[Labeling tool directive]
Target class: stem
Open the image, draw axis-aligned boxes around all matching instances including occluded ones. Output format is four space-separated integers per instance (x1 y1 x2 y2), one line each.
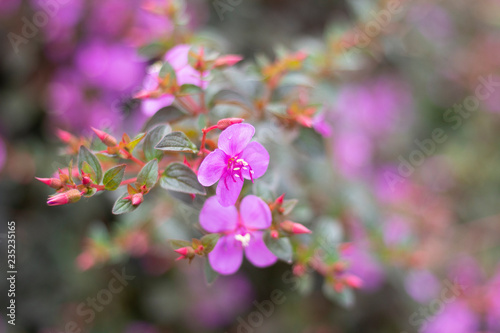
120 149 145 167
199 125 218 156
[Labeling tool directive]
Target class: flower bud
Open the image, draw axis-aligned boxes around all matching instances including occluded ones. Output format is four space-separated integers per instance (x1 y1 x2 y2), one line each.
174 247 195 261
270 230 279 239
131 193 144 206
217 118 244 130
280 220 312 234
36 177 63 189
91 127 117 147
47 189 82 206
56 129 75 143
82 176 91 185
213 55 243 68
343 274 363 289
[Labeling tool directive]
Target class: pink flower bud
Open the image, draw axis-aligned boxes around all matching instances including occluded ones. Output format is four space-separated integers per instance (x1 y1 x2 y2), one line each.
270 230 279 239
47 189 82 206
217 118 245 130
35 177 63 189
280 220 312 234
275 194 285 205
131 193 144 206
174 247 195 260
56 129 75 143
213 55 243 68
82 176 91 185
344 274 363 289
76 251 95 271
91 127 117 147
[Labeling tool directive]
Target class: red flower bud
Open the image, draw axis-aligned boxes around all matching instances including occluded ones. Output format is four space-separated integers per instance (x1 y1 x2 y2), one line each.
275 194 285 205
47 189 82 206
82 176 91 185
36 177 63 189
213 55 243 68
270 230 279 239
217 118 245 130
91 127 117 147
174 247 195 261
280 220 312 234
343 274 363 289
56 129 75 143
131 193 144 206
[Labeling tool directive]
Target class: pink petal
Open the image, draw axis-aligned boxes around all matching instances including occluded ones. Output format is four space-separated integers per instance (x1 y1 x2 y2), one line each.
245 231 277 268
176 66 208 88
218 123 255 156
141 95 175 116
216 172 244 207
199 196 238 233
240 142 269 180
164 44 190 70
240 195 272 229
209 235 244 275
197 149 228 186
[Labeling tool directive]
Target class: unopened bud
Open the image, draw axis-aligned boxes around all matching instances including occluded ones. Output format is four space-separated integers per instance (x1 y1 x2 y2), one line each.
270 230 279 239
280 220 312 234
82 176 91 185
91 127 117 147
56 129 75 143
343 274 363 289
213 54 243 68
47 189 82 206
36 177 63 189
217 118 244 130
131 193 144 206
174 247 195 260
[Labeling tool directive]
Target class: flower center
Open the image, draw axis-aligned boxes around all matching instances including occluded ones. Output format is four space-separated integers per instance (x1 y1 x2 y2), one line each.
225 157 255 188
235 233 251 247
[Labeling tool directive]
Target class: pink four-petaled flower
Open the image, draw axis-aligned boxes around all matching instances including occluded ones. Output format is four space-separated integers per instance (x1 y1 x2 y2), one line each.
197 123 269 206
200 195 277 275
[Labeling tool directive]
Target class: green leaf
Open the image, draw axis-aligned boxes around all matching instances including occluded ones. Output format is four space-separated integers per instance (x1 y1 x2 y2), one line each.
126 133 146 153
142 106 187 131
112 193 137 215
169 239 192 249
155 131 198 153
78 146 103 184
204 259 219 285
160 163 206 195
137 159 159 189
282 199 298 215
264 233 293 263
81 161 97 183
137 42 165 59
159 62 176 80
209 89 253 111
103 164 126 191
322 282 355 308
201 234 220 254
143 125 171 161
179 84 202 95
83 187 97 198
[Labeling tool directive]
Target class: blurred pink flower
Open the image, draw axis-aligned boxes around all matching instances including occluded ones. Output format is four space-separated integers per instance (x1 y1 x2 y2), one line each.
405 270 440 303
0 137 6 172
422 301 479 333
344 246 385 292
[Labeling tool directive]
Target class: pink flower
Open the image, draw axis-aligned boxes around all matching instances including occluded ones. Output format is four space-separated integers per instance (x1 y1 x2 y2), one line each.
140 44 209 116
197 123 269 206
200 195 277 275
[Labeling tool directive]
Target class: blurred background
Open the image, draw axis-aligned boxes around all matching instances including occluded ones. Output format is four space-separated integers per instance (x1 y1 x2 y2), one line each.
1 0 500 332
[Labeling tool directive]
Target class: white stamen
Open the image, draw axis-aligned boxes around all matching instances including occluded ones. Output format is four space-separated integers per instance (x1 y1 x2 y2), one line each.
235 234 251 247
234 174 240 177
236 159 248 166
233 167 241 171
250 170 255 174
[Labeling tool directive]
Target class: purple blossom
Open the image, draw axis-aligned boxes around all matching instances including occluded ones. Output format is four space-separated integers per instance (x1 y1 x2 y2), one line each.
422 301 479 333
404 269 440 303
199 195 277 275
197 123 270 207
141 44 209 116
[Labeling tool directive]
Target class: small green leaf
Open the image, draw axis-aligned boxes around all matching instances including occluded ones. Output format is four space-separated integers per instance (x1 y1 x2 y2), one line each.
143 124 171 161
142 106 187 131
137 159 159 189
282 199 298 215
126 133 146 153
83 187 97 198
209 89 253 111
179 84 202 95
159 62 176 79
103 164 126 191
112 193 137 215
204 259 219 285
160 162 206 195
264 233 293 263
322 282 355 308
155 132 198 153
78 146 103 184
169 239 192 249
67 159 75 184
137 42 165 59
201 234 220 254
81 161 97 183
